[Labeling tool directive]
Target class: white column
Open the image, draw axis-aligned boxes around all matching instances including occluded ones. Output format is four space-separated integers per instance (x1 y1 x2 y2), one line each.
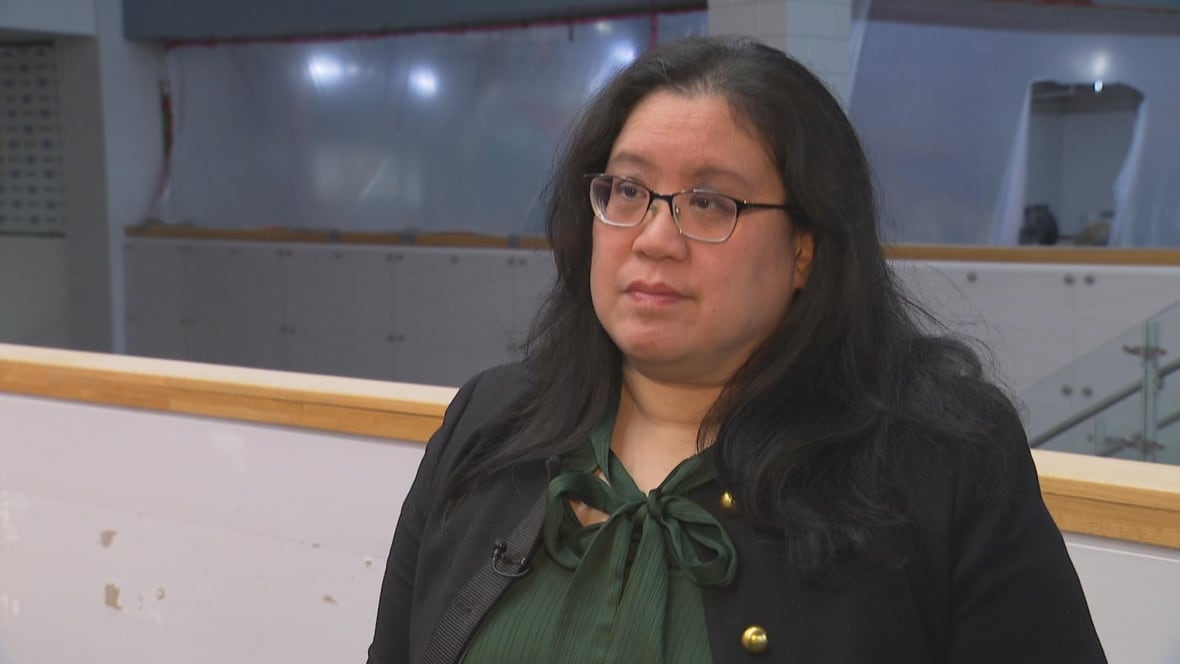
707 0 852 104
58 0 163 353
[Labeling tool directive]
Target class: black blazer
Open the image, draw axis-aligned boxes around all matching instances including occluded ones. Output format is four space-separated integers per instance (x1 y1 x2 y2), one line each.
368 364 1106 663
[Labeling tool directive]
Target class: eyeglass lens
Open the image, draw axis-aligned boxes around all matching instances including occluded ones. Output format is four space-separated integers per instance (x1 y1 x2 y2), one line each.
590 176 737 241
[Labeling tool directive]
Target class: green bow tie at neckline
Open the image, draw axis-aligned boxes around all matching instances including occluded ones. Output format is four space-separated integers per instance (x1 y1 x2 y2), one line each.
541 415 737 663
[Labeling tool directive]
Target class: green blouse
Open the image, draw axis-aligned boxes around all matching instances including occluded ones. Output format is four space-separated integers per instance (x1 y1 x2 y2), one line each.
462 415 738 663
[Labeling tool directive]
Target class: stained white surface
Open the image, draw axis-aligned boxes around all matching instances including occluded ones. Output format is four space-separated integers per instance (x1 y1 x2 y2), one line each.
1063 533 1180 664
0 391 424 664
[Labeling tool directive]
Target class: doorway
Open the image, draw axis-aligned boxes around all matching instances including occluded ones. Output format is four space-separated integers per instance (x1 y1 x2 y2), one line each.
1022 80 1143 246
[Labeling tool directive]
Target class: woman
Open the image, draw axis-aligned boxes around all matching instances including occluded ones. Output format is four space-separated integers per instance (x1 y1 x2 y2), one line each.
368 36 1105 663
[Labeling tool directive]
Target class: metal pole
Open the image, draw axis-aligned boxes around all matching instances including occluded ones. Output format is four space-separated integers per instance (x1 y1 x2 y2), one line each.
1141 320 1160 462
1092 416 1105 455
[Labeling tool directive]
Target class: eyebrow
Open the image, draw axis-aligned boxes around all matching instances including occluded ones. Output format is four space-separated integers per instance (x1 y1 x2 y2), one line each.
605 150 757 192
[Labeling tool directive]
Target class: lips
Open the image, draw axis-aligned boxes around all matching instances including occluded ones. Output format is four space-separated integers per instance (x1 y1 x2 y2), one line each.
625 280 686 305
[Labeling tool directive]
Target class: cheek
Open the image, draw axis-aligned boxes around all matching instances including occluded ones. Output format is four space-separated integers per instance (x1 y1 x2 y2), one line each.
722 243 798 323
589 228 619 313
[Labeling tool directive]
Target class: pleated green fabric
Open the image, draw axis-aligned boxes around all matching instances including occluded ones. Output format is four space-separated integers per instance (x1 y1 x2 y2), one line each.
461 415 737 663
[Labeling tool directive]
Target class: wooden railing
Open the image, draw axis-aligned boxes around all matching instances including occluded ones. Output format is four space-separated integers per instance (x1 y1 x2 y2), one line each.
125 226 1180 266
3 342 1179 549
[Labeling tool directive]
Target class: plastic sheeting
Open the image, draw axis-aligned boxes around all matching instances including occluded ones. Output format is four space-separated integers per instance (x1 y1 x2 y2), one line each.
154 12 706 234
850 21 1180 247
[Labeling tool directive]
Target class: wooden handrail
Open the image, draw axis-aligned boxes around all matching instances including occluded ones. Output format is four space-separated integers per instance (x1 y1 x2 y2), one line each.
124 226 1180 267
0 343 455 443
1034 450 1180 549
3 342 1179 549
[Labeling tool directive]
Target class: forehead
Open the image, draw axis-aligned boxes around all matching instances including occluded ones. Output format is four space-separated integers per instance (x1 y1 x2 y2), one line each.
607 90 777 188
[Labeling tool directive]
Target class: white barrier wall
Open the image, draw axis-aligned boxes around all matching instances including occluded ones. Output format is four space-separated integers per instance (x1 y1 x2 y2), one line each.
1064 534 1180 663
0 391 430 664
1 389 1178 662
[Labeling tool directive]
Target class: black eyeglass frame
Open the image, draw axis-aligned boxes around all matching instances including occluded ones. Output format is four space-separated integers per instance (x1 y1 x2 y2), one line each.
585 173 794 244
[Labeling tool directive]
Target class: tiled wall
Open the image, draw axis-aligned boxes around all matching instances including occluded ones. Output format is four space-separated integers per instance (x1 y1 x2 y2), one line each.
708 0 851 103
0 44 65 235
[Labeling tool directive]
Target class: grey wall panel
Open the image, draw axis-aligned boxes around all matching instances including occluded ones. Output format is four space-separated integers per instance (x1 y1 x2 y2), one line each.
123 239 186 360
182 242 286 370
282 244 396 380
0 236 69 349
512 249 557 342
390 248 518 387
124 0 698 40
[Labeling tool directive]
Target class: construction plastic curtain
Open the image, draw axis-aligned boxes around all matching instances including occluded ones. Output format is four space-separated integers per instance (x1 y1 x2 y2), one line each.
154 12 706 234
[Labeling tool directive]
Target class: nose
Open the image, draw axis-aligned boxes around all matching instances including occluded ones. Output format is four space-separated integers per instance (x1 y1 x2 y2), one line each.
632 196 688 261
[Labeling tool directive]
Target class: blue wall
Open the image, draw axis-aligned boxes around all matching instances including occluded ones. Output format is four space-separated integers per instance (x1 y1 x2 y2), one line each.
122 0 700 40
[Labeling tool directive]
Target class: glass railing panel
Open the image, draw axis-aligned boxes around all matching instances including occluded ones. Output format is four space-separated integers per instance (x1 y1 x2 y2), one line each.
1149 301 1180 465
1021 298 1180 464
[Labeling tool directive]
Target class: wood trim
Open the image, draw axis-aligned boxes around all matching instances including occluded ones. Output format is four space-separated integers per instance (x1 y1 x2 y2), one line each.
884 244 1180 266
3 343 1178 549
125 227 1180 266
126 225 551 249
1032 450 1180 549
0 343 456 443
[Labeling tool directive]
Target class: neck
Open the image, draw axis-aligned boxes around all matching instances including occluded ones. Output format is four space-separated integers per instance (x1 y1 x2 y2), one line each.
619 363 723 436
608 364 724 491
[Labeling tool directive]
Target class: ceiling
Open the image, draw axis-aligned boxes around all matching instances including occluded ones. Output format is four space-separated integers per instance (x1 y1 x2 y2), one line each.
0 28 55 44
868 0 1180 35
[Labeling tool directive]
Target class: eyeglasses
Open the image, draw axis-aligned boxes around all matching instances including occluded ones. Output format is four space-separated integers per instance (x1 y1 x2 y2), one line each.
586 174 791 244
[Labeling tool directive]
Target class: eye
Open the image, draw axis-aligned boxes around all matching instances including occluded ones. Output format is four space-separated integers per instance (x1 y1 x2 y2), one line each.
688 192 722 211
614 180 645 200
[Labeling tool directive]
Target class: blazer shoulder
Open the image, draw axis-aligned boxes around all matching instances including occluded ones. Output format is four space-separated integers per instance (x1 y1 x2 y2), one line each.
426 362 531 475
454 362 530 433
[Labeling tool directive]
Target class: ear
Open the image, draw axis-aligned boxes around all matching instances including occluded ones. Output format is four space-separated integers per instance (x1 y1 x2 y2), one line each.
792 229 815 290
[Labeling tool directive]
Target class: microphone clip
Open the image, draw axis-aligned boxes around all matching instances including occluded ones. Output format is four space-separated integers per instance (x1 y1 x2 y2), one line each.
491 539 532 578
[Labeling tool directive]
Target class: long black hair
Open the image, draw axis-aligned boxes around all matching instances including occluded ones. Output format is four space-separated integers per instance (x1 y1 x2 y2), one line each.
448 36 1010 576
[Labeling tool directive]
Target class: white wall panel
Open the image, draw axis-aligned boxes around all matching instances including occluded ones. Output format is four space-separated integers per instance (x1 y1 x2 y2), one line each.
123 240 186 360
1072 266 1180 356
282 244 396 380
123 237 1179 410
893 261 1078 391
0 237 68 348
391 248 518 387
511 249 557 344
182 242 285 370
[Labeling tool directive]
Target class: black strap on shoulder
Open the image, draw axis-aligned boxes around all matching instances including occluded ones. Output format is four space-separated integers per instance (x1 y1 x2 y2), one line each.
423 489 549 664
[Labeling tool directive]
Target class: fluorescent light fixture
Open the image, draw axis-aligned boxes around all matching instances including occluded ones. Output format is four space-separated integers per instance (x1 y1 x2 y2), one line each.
610 43 637 66
308 55 344 85
408 67 439 98
1092 52 1109 79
